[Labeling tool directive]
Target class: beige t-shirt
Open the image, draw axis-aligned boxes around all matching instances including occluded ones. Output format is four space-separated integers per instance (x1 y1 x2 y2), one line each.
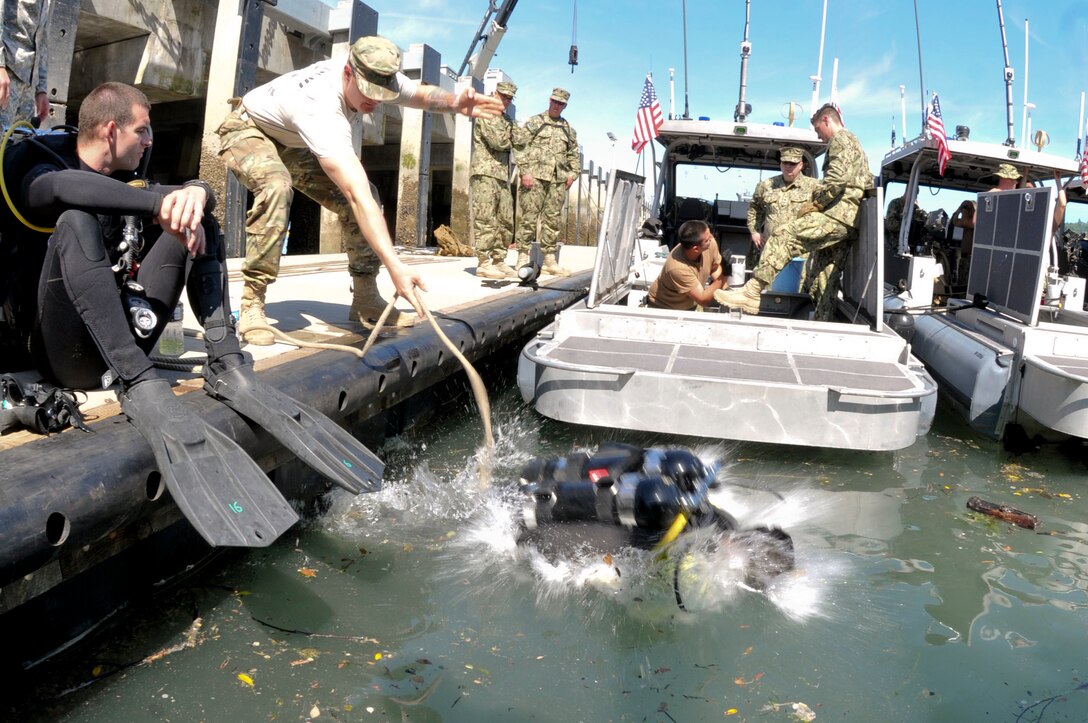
647 240 722 310
242 58 418 159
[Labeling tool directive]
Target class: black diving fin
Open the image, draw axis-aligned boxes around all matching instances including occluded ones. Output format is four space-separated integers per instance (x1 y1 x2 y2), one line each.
203 365 384 494
120 378 299 547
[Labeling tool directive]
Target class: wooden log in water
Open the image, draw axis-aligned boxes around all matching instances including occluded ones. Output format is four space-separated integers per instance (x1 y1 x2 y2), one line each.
966 496 1039 530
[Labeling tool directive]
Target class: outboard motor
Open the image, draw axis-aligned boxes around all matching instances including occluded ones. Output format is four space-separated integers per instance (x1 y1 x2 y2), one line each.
516 443 794 594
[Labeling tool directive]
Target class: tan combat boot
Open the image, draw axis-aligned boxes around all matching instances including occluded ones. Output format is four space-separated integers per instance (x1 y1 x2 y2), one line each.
238 284 275 346
713 277 764 315
491 253 519 278
350 273 412 328
541 253 571 277
516 251 530 269
476 257 506 279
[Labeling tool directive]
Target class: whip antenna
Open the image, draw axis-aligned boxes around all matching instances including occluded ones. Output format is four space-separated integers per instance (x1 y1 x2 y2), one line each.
912 0 926 135
681 0 690 119
996 0 1016 146
734 0 752 121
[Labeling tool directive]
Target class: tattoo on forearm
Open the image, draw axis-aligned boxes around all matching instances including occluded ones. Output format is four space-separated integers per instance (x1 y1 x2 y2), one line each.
422 88 457 114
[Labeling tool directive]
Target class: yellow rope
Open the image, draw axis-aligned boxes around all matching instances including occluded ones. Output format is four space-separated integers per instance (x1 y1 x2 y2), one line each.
654 510 690 559
0 120 55 233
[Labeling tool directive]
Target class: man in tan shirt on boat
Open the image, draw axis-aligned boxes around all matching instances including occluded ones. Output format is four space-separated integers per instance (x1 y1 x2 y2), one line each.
647 220 726 311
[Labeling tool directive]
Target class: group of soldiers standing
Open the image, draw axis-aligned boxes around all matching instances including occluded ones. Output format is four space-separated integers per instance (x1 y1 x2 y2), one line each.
469 84 580 279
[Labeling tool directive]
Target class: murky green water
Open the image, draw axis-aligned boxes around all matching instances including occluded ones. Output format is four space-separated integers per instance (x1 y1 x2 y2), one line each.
9 383 1088 722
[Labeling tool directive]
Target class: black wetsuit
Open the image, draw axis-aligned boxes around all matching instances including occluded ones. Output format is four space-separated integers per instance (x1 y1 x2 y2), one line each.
11 142 241 390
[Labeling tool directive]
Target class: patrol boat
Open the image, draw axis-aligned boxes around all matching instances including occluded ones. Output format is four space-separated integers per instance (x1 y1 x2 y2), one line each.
882 133 1088 443
517 118 937 451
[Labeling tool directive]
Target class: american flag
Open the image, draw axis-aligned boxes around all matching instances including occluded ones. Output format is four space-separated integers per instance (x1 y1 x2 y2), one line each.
927 93 951 176
632 75 663 154
1080 151 1088 185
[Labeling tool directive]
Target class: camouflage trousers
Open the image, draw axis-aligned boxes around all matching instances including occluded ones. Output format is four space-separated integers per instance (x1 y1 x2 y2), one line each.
515 178 566 253
804 242 854 321
0 81 40 129
471 175 513 261
216 108 378 292
753 211 853 321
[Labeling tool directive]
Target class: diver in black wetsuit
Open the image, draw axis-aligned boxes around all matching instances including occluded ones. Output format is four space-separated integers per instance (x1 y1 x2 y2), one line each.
3 82 384 548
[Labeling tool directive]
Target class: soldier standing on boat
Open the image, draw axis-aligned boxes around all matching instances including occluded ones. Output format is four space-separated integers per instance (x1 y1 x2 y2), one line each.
471 81 521 279
514 87 580 277
0 0 52 128
883 193 928 253
717 103 872 321
215 35 503 345
746 146 819 271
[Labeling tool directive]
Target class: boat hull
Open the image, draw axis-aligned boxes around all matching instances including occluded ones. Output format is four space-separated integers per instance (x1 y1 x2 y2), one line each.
519 307 936 451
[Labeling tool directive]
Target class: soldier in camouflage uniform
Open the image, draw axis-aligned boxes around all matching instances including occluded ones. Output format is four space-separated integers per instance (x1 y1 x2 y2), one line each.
216 36 502 344
716 103 872 320
883 194 927 254
746 146 819 270
0 0 52 129
471 81 520 279
514 87 581 277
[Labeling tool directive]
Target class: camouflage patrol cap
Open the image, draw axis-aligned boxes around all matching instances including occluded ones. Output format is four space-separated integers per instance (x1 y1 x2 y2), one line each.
496 81 517 98
348 36 402 102
779 146 804 163
550 87 570 103
994 163 1021 180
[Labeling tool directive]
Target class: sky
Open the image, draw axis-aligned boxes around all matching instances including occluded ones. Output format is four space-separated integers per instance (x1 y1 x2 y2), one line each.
364 0 1088 202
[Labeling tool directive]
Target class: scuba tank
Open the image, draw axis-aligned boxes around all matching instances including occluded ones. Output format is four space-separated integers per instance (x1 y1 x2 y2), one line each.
516 443 795 600
0 125 80 367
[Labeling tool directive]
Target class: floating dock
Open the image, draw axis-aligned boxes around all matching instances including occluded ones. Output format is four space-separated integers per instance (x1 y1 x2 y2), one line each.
0 247 595 670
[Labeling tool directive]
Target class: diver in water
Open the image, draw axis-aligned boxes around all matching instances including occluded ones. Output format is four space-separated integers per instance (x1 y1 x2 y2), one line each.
516 442 795 599
0 82 384 547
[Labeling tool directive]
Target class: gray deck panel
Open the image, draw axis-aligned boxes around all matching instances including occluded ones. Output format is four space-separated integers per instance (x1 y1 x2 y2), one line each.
560 336 674 356
796 366 915 391
550 336 915 391
550 347 672 373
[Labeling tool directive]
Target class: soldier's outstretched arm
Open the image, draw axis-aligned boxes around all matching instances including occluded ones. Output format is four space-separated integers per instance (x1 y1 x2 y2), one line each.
400 85 502 118
318 152 426 313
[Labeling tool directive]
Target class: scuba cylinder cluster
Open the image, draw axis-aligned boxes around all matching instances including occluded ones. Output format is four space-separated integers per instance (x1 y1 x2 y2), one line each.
516 443 796 602
518 442 733 548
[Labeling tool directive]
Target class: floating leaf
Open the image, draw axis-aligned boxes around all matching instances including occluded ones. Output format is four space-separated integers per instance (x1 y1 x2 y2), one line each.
310 704 321 718
237 672 254 687
91 665 103 677
725 709 738 716
374 652 383 661
743 646 753 656
298 567 317 578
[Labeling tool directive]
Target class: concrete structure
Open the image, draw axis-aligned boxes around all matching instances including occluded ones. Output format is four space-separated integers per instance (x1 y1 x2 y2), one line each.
41 0 609 259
